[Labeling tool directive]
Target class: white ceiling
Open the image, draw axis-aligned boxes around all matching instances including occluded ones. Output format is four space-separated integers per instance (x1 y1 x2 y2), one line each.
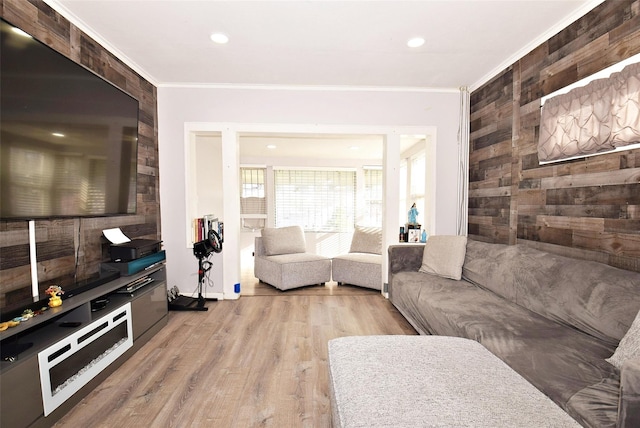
44 0 601 160
49 0 601 90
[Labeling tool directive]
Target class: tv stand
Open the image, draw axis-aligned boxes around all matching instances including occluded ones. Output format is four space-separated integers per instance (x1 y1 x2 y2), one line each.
0 264 168 428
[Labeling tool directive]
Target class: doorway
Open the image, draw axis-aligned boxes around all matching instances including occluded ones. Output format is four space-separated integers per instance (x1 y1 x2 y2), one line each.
186 123 436 299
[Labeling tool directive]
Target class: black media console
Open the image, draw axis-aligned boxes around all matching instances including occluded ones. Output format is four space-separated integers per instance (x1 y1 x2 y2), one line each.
0 264 168 428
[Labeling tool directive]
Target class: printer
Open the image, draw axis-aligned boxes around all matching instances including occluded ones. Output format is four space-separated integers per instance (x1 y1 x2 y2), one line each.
110 239 162 262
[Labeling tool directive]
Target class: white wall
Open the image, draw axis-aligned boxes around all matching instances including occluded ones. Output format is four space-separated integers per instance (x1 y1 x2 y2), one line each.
158 87 460 297
193 135 224 294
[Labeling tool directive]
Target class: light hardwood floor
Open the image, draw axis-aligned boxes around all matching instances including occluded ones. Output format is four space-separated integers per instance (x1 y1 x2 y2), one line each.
54 280 416 427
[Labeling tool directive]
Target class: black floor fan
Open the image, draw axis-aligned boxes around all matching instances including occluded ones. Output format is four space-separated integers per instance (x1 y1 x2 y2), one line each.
168 229 222 311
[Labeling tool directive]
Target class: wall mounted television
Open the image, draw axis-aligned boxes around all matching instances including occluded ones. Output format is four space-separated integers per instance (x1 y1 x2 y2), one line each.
0 17 139 220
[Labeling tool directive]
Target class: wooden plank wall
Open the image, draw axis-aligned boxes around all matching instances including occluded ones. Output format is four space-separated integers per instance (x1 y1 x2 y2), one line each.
470 0 640 272
0 0 160 307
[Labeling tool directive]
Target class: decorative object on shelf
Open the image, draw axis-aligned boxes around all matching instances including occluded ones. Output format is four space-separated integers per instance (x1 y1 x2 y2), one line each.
403 223 421 242
45 285 64 308
0 320 20 331
408 203 419 225
421 230 428 243
34 306 49 316
408 229 421 243
0 308 49 331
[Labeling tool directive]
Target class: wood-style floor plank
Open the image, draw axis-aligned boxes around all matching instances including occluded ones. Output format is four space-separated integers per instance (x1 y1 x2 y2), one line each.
54 284 416 428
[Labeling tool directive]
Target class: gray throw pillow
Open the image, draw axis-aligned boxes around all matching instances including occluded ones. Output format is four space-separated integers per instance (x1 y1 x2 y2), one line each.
419 235 467 280
607 309 640 369
349 226 382 255
261 226 306 256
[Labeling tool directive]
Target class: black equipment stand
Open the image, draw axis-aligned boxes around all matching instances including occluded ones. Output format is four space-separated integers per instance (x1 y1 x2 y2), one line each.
168 257 218 311
168 229 222 312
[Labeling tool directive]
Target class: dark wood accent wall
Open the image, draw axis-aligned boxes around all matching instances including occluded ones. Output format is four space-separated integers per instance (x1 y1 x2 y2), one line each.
0 0 160 307
470 0 640 272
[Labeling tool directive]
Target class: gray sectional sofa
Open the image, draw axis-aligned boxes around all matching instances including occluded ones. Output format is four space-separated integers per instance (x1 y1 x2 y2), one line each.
388 239 640 428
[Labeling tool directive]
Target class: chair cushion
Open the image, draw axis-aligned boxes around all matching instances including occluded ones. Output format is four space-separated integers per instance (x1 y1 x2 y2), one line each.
261 226 306 256
349 226 382 255
332 253 382 290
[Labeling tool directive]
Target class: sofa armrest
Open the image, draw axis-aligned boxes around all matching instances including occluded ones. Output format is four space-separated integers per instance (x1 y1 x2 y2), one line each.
388 244 424 275
618 357 640 428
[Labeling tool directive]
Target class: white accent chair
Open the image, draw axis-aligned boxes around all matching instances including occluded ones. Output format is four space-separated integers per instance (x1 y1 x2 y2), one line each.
332 226 382 290
254 226 332 291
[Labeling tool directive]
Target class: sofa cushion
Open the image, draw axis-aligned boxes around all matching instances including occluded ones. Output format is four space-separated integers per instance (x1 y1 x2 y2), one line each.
261 226 306 256
607 309 640 369
462 241 640 345
617 356 640 427
389 269 618 419
349 226 382 255
418 235 467 280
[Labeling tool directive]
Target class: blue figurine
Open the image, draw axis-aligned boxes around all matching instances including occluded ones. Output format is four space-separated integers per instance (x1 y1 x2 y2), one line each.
408 203 419 225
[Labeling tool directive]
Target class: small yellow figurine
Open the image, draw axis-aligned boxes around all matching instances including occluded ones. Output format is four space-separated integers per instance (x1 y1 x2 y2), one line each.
45 285 64 308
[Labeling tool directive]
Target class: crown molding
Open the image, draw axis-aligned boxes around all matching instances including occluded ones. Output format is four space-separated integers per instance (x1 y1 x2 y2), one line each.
43 0 160 86
157 82 460 93
469 0 606 92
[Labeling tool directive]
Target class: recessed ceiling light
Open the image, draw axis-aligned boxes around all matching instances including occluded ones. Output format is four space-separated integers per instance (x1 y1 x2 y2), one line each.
407 37 425 48
266 144 276 149
52 132 65 137
210 33 229 44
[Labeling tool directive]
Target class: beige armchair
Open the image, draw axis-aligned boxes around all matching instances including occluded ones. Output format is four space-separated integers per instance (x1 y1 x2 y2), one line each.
254 226 332 291
331 226 382 290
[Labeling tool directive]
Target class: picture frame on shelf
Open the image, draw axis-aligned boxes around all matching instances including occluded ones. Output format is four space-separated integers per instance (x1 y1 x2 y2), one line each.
408 229 421 243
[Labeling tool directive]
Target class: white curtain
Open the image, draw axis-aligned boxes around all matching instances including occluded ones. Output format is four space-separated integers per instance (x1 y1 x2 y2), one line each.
538 61 640 162
457 86 470 236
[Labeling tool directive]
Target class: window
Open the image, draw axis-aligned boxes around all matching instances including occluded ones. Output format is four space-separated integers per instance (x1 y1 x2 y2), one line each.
398 159 407 225
274 169 355 232
363 167 383 226
398 150 426 227
240 167 266 230
410 152 425 226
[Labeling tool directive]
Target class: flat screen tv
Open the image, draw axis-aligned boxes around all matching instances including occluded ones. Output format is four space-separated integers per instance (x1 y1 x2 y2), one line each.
0 18 139 220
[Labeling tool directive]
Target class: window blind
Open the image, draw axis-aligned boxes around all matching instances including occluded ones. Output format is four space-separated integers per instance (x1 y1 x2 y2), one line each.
274 169 355 232
240 167 266 230
399 159 407 225
363 167 382 227
410 152 425 225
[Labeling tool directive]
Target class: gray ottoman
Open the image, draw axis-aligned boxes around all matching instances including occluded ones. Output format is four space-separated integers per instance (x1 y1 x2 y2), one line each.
328 335 580 427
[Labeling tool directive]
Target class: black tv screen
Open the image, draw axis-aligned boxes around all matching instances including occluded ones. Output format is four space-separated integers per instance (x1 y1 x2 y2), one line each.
0 18 139 220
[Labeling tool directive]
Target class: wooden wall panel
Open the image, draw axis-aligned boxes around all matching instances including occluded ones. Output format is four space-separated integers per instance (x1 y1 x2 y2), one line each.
0 0 160 308
469 0 640 272
470 65 513 242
